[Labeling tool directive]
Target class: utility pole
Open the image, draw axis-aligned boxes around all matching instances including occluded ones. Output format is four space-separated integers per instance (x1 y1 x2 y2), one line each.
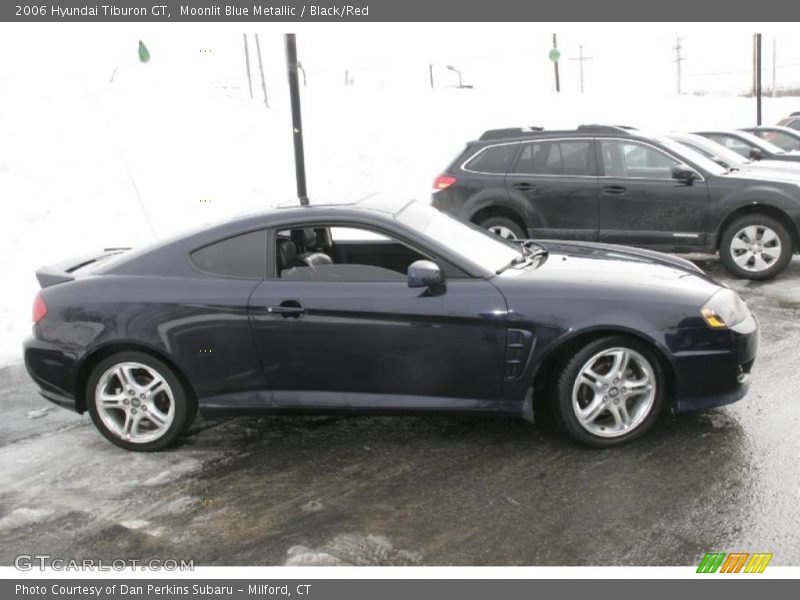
243 34 253 100
755 33 763 125
284 34 308 205
429 64 434 89
552 34 561 92
772 39 777 98
570 45 593 93
254 33 269 108
673 36 684 95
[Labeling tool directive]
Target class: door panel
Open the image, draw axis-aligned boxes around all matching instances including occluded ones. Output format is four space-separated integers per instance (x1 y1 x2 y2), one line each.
506 139 599 240
249 279 509 401
597 139 708 246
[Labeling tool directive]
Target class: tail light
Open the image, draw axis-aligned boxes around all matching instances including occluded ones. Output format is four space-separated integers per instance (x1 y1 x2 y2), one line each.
32 292 48 324
433 174 457 191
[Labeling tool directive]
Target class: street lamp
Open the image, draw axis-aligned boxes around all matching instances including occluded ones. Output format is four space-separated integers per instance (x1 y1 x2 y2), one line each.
447 64 464 89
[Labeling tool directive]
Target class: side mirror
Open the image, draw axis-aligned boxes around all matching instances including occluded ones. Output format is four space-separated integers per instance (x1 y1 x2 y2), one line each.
408 260 445 294
711 156 729 169
749 147 764 161
671 164 699 184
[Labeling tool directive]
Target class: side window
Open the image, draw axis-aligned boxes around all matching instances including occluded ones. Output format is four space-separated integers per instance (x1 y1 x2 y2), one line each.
464 144 518 174
600 140 679 178
708 135 751 158
274 225 429 281
190 230 266 278
329 227 391 242
514 140 592 176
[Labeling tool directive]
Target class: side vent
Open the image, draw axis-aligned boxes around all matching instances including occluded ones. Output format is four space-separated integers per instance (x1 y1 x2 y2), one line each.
505 329 535 379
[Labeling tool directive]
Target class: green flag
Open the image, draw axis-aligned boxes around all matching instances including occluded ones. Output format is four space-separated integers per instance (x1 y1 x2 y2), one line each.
138 40 150 64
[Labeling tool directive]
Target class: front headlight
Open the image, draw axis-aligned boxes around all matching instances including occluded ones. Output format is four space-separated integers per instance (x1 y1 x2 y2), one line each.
701 289 750 329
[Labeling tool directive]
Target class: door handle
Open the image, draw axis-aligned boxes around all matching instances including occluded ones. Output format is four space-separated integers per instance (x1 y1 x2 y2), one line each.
601 185 628 195
267 301 306 318
513 182 536 192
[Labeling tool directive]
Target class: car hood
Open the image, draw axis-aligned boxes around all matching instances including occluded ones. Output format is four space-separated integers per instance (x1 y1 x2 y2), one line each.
495 240 721 303
723 168 800 186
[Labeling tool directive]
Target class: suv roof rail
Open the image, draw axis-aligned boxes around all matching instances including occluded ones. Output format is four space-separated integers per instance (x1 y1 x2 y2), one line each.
576 124 634 134
479 126 544 140
791 111 800 116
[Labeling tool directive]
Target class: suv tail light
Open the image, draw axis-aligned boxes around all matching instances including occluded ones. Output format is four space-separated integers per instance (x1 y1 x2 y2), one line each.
32 292 48 324
433 174 457 191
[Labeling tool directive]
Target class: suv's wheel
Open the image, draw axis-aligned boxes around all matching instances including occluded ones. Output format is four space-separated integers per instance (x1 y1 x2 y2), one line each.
720 214 793 280
86 351 194 451
551 336 665 448
478 216 525 240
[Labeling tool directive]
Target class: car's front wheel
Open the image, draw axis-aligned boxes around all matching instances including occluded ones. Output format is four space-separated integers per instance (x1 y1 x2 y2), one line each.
86 351 194 451
551 336 665 447
719 214 793 280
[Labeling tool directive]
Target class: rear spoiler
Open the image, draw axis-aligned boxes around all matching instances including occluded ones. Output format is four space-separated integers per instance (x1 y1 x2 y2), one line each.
35 248 130 288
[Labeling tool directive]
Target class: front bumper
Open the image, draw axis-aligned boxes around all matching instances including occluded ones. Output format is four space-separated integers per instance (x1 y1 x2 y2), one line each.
23 336 80 413
668 314 759 412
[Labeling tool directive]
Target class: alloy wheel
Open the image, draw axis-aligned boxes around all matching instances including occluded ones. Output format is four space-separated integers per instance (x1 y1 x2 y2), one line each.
94 361 175 444
730 225 782 273
488 225 518 240
571 347 656 438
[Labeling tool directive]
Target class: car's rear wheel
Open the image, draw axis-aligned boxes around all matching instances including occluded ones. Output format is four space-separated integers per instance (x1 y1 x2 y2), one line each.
720 214 793 280
86 351 193 451
551 336 665 447
478 216 525 240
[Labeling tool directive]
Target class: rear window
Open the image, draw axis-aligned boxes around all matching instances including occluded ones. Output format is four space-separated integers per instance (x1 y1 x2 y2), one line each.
190 230 266 278
464 144 518 173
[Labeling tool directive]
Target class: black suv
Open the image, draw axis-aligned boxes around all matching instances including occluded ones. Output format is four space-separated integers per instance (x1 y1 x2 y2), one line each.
432 125 800 279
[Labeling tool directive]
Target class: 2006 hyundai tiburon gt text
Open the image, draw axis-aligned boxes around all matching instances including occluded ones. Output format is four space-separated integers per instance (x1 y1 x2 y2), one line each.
24 197 758 450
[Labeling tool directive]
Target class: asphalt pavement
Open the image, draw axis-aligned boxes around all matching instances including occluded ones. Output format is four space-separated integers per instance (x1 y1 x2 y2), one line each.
1 256 798 566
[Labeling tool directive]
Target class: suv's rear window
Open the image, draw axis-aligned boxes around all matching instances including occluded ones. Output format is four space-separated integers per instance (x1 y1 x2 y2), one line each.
190 230 266 278
464 144 518 173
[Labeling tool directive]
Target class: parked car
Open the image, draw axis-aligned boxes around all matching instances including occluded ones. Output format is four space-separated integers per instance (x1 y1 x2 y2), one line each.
667 132 800 178
694 129 800 163
776 112 800 130
25 198 757 450
431 125 800 279
741 126 800 153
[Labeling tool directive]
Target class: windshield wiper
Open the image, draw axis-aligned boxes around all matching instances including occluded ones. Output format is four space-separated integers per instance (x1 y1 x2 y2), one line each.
495 241 548 274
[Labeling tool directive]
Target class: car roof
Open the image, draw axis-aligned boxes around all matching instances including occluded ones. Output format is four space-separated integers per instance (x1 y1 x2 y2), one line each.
472 124 639 145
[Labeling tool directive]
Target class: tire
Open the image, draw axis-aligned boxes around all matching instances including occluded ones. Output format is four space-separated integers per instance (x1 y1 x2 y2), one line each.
478 216 526 240
86 351 194 452
550 336 665 448
719 214 793 280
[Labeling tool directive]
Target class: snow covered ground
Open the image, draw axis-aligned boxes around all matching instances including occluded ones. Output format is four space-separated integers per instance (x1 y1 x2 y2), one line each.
1 28 800 365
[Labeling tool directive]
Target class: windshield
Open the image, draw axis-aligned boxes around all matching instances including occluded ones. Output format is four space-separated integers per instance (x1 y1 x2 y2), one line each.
669 135 747 167
396 202 522 273
656 137 728 175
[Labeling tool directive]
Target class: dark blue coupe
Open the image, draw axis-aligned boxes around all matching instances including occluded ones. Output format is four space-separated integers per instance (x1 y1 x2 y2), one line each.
24 198 758 450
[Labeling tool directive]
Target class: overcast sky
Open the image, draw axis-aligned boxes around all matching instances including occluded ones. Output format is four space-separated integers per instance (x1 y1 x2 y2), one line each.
4 22 800 97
